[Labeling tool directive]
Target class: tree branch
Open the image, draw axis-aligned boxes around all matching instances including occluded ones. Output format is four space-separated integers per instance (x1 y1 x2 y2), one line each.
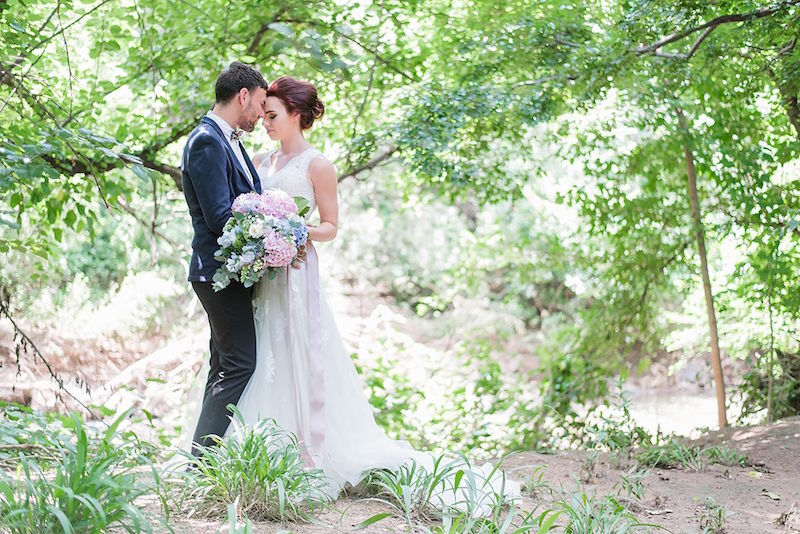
766 61 800 141
2 58 187 188
345 13 383 170
40 152 182 189
23 0 116 56
686 26 717 59
338 147 398 182
276 18 417 82
636 0 800 56
141 159 182 186
621 239 691 332
115 198 183 249
247 7 288 54
0 60 111 205
776 86 800 141
0 287 99 419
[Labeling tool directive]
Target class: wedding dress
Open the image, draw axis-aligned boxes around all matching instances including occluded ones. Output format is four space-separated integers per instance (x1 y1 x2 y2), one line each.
181 146 520 514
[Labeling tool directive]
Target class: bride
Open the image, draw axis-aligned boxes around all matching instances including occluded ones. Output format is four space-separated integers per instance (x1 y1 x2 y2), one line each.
183 75 519 510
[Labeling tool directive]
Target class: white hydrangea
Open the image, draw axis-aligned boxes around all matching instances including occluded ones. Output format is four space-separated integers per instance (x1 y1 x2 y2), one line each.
248 222 265 238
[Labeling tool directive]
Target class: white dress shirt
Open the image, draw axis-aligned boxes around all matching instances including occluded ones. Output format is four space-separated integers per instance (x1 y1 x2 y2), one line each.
206 111 255 188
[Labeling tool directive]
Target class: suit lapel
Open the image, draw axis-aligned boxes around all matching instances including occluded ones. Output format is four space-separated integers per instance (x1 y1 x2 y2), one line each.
200 116 256 191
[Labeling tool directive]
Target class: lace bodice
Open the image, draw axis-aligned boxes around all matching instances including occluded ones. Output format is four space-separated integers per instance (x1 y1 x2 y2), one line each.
257 147 323 218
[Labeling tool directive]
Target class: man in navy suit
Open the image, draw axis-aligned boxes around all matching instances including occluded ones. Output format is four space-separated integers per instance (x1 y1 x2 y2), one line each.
182 62 267 456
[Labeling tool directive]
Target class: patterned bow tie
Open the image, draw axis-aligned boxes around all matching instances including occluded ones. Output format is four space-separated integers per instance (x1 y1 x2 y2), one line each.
230 129 244 141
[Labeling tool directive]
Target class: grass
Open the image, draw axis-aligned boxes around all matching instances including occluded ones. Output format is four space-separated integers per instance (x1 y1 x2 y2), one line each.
614 466 648 501
223 499 253 534
698 497 729 533
0 397 751 534
0 402 77 469
557 491 661 534
359 452 520 528
635 440 747 471
0 408 167 533
519 465 553 500
359 455 463 523
424 506 562 534
170 406 330 522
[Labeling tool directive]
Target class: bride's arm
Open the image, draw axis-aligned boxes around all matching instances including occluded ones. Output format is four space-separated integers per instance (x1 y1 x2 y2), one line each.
307 156 338 242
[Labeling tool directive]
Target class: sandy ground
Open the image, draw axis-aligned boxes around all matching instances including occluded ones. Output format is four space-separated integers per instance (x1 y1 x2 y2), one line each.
504 417 800 533
153 416 799 533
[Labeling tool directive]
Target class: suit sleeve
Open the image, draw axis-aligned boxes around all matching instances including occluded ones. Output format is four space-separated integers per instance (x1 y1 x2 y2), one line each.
187 134 232 236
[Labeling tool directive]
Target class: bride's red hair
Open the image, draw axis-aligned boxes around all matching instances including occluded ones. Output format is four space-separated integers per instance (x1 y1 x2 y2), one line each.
267 76 325 130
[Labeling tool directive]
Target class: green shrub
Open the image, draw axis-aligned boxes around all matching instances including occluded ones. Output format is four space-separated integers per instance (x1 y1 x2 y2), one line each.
172 406 329 522
0 409 166 533
361 453 516 526
558 491 658 534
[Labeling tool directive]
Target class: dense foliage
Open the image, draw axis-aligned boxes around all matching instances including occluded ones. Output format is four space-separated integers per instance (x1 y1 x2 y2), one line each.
1 0 798 436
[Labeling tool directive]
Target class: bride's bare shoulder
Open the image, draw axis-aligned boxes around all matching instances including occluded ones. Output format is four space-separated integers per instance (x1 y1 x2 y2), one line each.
308 151 336 180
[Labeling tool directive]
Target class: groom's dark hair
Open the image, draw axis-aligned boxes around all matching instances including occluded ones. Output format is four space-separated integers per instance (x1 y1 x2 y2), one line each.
215 62 268 104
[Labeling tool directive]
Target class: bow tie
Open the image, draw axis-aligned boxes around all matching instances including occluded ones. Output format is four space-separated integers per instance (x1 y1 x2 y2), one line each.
230 129 244 141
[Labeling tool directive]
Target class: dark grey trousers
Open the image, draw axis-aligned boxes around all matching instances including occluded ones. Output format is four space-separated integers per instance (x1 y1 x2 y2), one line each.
190 281 256 456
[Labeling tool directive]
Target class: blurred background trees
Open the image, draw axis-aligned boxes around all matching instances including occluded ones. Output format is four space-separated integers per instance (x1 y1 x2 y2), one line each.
1 0 798 450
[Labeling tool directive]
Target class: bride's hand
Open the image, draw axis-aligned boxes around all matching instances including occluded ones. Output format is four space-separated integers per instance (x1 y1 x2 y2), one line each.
292 244 308 269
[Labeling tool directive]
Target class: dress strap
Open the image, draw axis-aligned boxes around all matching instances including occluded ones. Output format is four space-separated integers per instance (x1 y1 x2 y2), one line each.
258 148 278 172
297 148 323 177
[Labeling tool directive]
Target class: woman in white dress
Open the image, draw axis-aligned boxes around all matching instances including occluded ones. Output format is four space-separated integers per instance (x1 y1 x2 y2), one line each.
195 76 519 509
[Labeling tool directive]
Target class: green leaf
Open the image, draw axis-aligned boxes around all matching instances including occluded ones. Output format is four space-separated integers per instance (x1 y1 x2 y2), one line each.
272 40 291 54
268 22 294 38
99 146 120 159
352 512 392 530
142 408 154 427
46 504 74 533
64 210 77 228
130 164 152 181
536 509 562 533
89 404 117 417
293 196 310 216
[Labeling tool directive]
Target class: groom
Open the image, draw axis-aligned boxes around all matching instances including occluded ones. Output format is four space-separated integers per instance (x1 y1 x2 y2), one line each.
181 62 267 456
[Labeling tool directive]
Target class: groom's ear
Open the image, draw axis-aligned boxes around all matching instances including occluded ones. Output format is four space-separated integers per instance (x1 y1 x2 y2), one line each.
238 87 250 106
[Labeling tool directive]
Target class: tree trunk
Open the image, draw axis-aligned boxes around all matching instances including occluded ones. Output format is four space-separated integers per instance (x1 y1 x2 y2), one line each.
676 107 728 429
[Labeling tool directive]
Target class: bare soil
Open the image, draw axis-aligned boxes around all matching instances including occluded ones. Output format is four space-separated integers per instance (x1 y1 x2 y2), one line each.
157 417 799 533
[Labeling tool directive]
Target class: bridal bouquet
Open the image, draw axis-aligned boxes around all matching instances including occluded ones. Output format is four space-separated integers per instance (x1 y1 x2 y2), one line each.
212 190 310 291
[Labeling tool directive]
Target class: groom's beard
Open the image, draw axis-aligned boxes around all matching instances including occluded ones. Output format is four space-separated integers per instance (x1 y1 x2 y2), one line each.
241 119 257 132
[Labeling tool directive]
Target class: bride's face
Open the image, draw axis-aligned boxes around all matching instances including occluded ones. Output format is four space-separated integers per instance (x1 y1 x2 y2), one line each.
263 96 300 140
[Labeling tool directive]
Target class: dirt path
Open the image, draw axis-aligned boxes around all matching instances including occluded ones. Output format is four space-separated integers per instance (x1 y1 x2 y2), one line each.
501 416 800 533
159 417 799 533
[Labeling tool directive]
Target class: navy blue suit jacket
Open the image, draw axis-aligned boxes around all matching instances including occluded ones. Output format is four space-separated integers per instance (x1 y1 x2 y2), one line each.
182 116 262 282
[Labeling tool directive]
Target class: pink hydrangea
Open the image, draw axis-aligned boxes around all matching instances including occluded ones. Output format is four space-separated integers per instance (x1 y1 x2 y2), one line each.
232 192 264 214
262 228 297 267
259 189 298 218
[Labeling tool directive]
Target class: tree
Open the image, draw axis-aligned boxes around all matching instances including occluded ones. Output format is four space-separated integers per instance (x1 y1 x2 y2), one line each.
2 0 798 426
